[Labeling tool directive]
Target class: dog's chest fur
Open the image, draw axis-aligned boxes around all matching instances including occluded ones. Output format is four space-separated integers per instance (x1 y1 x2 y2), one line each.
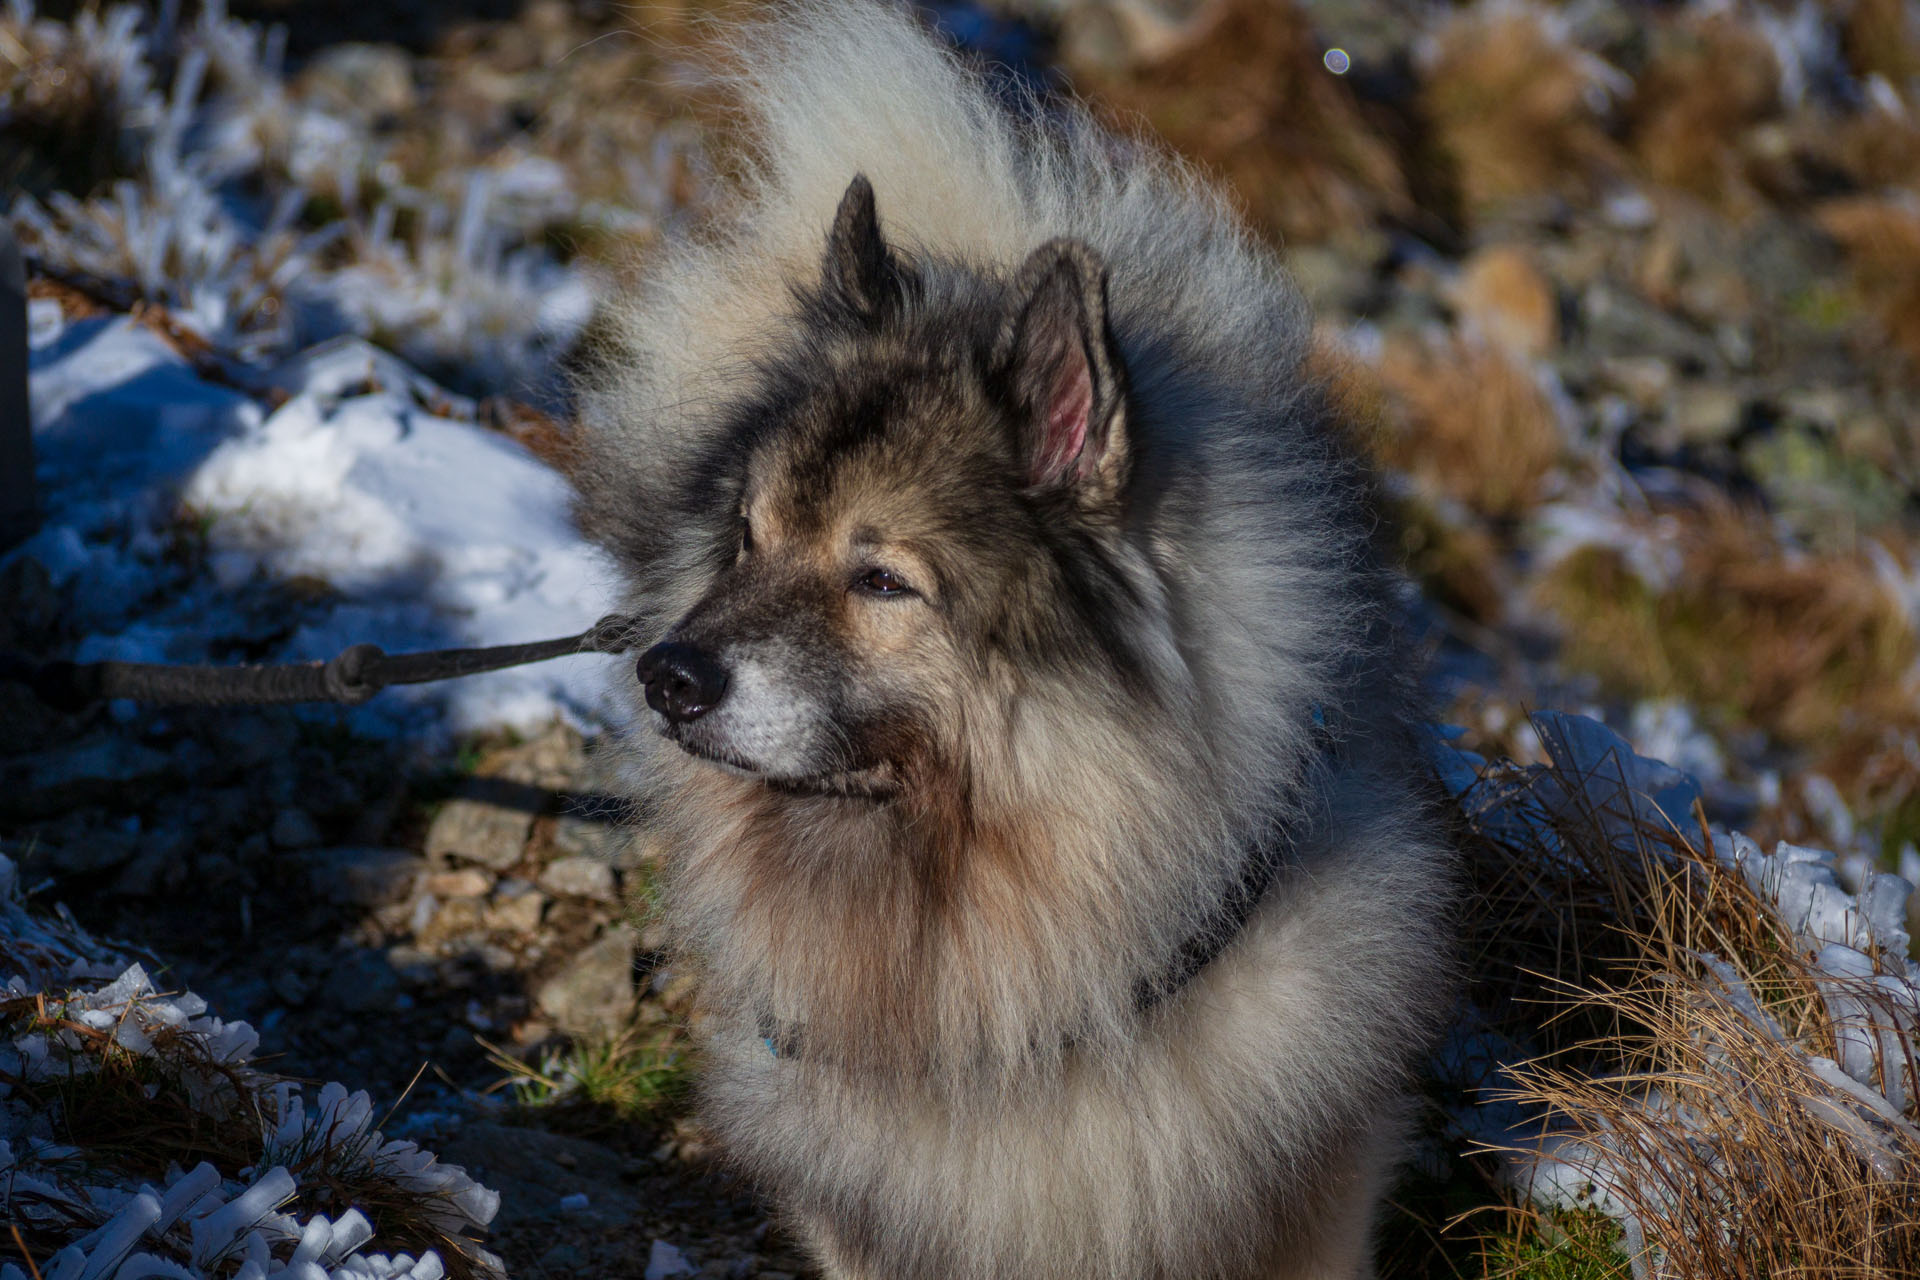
687 781 1447 1280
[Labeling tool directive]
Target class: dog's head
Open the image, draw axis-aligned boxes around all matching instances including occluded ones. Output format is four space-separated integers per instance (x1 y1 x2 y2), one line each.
636 175 1153 801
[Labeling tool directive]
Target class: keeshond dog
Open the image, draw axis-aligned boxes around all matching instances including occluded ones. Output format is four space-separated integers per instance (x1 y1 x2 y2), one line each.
573 3 1454 1276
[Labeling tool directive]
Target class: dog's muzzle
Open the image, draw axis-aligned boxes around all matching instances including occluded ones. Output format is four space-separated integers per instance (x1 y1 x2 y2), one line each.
637 641 730 724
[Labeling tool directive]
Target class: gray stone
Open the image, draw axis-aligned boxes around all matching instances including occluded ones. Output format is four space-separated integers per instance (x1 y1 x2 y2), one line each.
647 1240 697 1280
1666 383 1746 446
271 808 323 850
423 868 493 898
485 879 547 933
540 1245 588 1273
538 855 617 903
534 925 637 1038
304 846 425 907
425 795 534 871
486 722 587 790
0 733 177 819
42 821 142 876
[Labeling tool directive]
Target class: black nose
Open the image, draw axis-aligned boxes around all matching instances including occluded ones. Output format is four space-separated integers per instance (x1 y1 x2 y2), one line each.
637 641 730 724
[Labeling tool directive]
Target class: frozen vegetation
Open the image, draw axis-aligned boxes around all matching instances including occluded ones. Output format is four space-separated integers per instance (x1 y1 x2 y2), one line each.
0 852 504 1280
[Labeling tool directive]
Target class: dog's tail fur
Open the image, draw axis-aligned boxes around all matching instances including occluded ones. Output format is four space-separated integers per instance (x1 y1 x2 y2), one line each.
587 0 1309 466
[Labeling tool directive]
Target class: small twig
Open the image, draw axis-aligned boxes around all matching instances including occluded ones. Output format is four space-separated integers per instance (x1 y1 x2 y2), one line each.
9 1223 43 1280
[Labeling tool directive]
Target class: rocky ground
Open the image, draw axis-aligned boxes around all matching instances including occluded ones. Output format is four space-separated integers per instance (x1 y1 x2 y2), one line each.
0 685 804 1275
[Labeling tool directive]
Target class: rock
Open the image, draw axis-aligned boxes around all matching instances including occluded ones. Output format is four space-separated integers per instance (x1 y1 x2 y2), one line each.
1597 355 1675 412
485 722 587 790
534 924 638 1038
38 815 142 875
424 868 494 898
1451 245 1558 358
271 807 323 850
386 944 436 984
0 733 177 820
421 894 488 944
0 555 61 654
541 1245 588 1272
304 846 426 907
647 1240 697 1280
425 793 534 871
1666 383 1746 446
485 879 547 933
539 855 617 903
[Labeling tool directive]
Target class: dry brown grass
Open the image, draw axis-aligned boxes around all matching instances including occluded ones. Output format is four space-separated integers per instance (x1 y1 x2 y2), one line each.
1817 195 1920 376
1460 740 1920 1277
1834 89 1920 191
1842 0 1920 86
1371 329 1567 521
1535 497 1918 751
1625 13 1781 214
1073 0 1410 243
1309 332 1514 622
1418 1 1622 218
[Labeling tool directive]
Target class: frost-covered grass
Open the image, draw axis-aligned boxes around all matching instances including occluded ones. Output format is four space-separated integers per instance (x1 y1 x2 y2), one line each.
0 856 504 1280
3 0 700 399
1437 714 1920 1277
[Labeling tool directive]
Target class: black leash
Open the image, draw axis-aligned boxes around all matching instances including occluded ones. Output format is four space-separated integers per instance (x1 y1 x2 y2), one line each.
1 614 638 713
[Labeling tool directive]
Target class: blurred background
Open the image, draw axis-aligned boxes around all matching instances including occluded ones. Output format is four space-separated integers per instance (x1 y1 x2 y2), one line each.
4 1 1920 1276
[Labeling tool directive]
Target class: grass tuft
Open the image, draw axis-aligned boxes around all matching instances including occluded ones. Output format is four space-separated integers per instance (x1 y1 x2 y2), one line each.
1074 0 1410 244
1817 195 1920 377
1372 331 1568 521
1418 1 1622 218
487 1021 693 1130
1458 726 1920 1277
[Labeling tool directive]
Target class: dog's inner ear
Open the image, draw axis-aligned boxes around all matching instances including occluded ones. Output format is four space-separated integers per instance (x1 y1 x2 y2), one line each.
824 174 898 317
998 239 1129 505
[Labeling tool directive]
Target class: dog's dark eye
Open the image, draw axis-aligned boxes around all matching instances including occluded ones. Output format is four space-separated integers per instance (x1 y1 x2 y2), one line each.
856 567 911 597
739 516 753 555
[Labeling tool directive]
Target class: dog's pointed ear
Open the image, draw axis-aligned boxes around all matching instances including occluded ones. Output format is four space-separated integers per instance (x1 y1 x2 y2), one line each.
996 239 1129 507
824 174 898 317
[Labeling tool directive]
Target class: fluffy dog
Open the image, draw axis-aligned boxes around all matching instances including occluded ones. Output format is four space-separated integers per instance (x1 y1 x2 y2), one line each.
573 3 1454 1276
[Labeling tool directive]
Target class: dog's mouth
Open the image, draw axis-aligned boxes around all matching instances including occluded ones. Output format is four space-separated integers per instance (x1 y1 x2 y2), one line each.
666 730 899 801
